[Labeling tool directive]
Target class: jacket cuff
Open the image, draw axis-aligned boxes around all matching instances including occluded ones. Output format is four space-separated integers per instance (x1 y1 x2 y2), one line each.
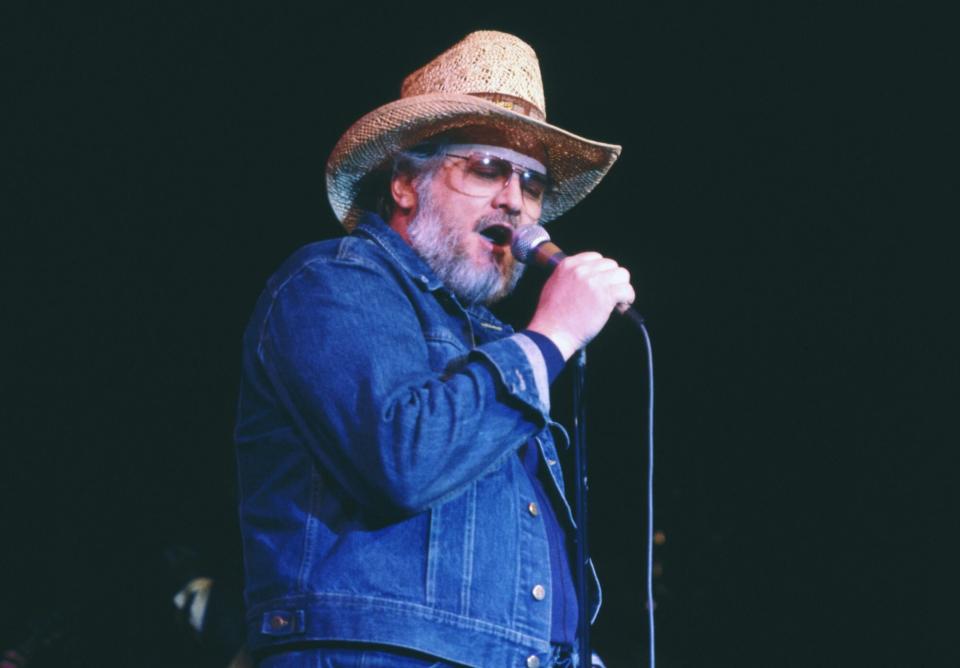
517 329 565 383
471 333 551 414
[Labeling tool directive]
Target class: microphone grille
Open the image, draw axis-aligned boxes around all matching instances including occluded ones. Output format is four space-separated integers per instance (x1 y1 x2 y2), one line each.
511 225 551 264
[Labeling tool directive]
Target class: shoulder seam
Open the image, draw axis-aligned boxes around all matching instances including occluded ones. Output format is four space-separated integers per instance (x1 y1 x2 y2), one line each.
255 238 389 358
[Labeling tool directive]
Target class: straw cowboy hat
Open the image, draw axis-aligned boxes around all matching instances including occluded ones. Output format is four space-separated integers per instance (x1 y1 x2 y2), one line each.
326 30 622 229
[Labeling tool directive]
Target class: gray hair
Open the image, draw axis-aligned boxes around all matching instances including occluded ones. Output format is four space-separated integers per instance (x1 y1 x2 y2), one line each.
376 142 449 220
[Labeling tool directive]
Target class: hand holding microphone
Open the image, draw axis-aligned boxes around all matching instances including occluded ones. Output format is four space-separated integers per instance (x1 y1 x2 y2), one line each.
512 225 640 360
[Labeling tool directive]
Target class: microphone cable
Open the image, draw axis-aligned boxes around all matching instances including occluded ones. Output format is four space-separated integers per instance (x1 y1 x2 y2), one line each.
640 321 656 668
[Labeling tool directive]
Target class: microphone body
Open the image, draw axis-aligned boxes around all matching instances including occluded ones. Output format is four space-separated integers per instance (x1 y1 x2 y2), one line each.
512 225 645 328
526 240 567 269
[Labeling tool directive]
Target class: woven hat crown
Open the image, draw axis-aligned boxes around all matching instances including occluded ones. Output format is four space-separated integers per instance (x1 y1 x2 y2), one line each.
401 31 547 122
326 30 620 228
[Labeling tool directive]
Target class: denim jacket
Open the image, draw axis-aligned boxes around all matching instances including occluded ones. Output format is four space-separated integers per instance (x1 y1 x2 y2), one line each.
235 214 600 667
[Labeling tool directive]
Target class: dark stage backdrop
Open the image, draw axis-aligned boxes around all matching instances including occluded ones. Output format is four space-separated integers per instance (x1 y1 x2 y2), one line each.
3 3 950 667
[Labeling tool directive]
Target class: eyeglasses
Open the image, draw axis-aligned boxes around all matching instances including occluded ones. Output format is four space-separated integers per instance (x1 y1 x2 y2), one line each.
443 152 551 216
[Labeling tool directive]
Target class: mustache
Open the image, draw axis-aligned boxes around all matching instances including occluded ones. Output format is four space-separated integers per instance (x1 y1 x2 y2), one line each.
475 212 519 232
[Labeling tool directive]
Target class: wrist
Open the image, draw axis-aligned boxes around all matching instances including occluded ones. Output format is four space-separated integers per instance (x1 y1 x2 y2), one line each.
524 323 579 361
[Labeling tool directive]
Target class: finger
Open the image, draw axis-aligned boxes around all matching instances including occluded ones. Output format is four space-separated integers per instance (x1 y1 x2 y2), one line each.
617 283 636 305
588 266 631 287
561 251 604 267
603 276 635 308
570 259 620 280
587 258 621 273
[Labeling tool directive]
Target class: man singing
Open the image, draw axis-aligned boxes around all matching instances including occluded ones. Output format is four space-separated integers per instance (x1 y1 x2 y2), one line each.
235 31 633 667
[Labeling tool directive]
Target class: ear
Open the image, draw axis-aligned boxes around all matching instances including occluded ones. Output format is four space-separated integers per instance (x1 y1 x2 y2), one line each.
390 171 419 213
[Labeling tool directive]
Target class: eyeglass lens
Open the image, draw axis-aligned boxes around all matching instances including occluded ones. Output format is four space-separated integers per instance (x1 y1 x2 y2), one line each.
446 153 549 214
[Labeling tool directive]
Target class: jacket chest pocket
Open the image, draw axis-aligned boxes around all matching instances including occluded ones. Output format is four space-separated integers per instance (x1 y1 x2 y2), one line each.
423 327 470 374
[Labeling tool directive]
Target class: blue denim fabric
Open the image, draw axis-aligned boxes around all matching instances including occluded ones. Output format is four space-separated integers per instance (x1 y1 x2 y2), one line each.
235 213 600 667
257 644 575 667
258 644 459 667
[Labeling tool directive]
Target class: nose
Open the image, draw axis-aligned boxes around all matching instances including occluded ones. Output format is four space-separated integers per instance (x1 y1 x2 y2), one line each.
491 171 524 217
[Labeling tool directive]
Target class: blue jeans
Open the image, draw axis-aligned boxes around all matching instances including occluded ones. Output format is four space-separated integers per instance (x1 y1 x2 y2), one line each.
256 643 578 667
257 645 460 668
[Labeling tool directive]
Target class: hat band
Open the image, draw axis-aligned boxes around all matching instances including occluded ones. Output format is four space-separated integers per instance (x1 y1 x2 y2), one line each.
470 93 546 122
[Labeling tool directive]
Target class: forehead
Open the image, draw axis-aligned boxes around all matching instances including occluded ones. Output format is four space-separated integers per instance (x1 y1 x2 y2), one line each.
445 144 547 174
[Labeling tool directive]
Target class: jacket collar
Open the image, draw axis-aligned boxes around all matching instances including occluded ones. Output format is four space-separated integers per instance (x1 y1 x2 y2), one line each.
352 212 446 292
351 212 511 332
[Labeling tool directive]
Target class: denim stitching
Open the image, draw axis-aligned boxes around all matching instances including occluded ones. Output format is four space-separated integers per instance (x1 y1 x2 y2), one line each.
460 482 476 616
426 504 440 606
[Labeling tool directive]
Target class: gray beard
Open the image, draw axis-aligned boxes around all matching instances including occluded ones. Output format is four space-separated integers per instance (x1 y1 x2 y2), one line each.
407 184 525 306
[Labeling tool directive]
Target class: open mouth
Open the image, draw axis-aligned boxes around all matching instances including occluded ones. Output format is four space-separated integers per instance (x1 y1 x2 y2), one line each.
478 223 513 247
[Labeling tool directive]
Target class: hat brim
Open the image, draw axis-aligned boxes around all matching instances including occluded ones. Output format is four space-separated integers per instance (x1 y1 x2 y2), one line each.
326 93 621 229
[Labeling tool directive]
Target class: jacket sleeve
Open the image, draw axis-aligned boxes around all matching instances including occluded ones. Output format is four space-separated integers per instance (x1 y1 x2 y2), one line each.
256 252 550 515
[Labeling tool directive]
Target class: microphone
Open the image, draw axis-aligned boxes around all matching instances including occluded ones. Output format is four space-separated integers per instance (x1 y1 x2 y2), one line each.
511 224 568 269
512 225 645 329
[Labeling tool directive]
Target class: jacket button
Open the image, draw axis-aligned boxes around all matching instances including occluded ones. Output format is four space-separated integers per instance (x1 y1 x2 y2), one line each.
527 501 539 517
526 655 541 668
532 584 546 601
269 614 290 631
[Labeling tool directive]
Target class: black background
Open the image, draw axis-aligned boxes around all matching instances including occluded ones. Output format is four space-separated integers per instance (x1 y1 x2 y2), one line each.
2 2 952 666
